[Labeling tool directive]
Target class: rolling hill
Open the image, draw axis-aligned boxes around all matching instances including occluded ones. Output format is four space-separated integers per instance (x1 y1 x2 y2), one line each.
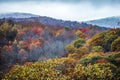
86 16 120 28
0 12 107 29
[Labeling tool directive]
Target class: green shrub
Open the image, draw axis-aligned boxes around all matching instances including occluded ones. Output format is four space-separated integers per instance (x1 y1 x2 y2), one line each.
92 46 104 52
80 54 104 65
84 63 114 80
73 64 85 80
90 29 120 52
73 38 85 48
111 37 120 51
105 52 120 66
65 44 76 53
3 59 69 80
74 63 115 80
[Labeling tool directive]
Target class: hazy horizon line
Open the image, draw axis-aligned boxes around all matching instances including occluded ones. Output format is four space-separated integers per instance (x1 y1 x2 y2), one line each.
0 12 120 22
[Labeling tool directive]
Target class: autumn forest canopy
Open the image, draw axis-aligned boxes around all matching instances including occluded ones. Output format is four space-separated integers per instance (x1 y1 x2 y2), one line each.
0 17 120 80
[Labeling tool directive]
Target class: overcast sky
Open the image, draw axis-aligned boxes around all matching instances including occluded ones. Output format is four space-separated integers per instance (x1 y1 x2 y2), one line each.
0 0 120 21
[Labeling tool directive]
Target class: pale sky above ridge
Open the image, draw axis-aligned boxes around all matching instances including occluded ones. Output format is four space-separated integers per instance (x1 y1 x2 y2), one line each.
0 0 120 21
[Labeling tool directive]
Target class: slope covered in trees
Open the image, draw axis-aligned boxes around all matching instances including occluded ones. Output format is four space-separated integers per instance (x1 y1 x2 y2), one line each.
90 28 120 52
0 18 120 80
2 52 120 80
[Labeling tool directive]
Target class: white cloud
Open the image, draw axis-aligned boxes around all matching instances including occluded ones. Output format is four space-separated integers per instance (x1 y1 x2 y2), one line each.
0 1 120 21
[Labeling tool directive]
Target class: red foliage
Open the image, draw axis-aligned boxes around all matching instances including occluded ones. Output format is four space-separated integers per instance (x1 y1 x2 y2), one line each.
33 27 43 34
81 28 88 33
97 59 108 63
17 31 25 38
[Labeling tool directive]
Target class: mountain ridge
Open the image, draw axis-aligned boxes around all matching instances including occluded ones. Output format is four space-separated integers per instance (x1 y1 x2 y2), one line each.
86 16 120 28
0 12 111 29
0 12 40 18
0 12 91 28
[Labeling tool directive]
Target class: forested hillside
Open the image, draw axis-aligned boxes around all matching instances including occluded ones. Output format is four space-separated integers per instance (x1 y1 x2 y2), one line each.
0 18 120 80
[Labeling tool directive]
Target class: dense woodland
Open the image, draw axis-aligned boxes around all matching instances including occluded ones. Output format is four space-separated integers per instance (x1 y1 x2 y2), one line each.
0 19 120 80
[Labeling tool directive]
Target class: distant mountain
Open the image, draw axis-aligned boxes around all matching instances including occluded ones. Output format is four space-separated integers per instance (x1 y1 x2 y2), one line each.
0 13 39 19
86 16 120 28
0 12 107 29
0 12 91 28
12 17 91 28
37 17 90 28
